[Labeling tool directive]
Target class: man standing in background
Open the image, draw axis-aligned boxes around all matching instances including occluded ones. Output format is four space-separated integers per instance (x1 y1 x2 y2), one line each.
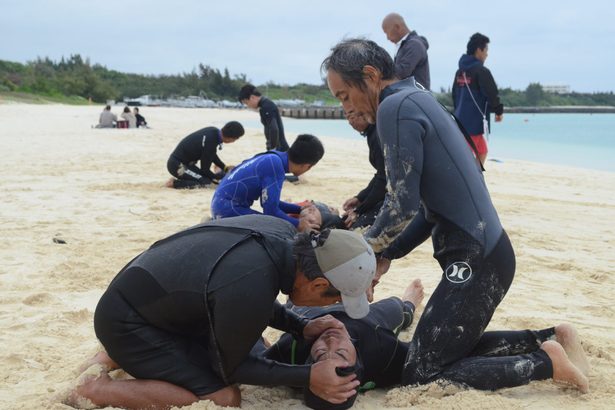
453 32 504 165
382 13 430 90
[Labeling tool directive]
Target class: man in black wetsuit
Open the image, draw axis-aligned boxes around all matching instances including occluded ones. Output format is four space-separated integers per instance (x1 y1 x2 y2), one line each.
166 121 244 189
321 38 588 393
239 84 290 152
67 216 377 409
259 279 587 410
341 113 386 229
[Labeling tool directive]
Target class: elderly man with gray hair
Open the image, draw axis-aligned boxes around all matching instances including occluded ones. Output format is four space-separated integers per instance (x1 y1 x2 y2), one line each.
381 12 430 90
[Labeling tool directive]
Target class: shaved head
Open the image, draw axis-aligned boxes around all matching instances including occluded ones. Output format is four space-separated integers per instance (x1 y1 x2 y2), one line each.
382 12 410 44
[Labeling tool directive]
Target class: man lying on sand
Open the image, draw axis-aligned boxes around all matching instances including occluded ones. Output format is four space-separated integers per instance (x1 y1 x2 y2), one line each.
257 279 589 410
65 215 376 408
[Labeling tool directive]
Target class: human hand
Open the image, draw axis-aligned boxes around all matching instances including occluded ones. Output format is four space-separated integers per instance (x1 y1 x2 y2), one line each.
303 314 345 341
367 257 391 302
343 210 357 229
297 216 320 233
309 359 360 404
342 197 360 212
495 114 503 122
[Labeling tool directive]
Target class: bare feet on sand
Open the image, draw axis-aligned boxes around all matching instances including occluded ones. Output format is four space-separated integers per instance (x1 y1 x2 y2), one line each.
78 351 118 374
554 323 590 376
402 279 425 307
541 340 589 393
64 364 109 409
165 177 175 188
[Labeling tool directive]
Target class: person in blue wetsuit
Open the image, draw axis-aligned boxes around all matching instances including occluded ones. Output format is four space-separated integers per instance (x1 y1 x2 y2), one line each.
322 38 588 394
211 134 324 232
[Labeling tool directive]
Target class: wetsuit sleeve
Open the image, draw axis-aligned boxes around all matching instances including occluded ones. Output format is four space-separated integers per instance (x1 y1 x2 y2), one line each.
365 100 425 252
259 156 300 227
279 201 302 215
212 152 226 171
395 40 426 80
269 301 309 338
229 353 311 387
199 135 219 180
381 209 433 260
478 68 503 116
263 111 280 150
355 170 387 214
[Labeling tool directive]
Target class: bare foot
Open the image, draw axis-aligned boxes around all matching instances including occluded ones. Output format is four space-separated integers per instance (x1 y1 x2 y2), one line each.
541 340 589 393
555 323 590 376
64 364 109 409
78 351 118 374
165 178 175 188
402 279 425 307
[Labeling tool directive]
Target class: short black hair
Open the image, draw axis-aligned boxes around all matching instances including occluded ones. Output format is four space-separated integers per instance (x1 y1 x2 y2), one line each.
321 38 395 89
221 121 245 139
303 355 364 409
467 32 490 55
105 105 111 110
123 106 130 113
238 84 261 102
293 229 340 298
288 134 324 165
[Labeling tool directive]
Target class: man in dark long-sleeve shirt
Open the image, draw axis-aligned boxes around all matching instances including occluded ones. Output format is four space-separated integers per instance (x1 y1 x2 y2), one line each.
166 121 244 189
239 84 290 151
67 216 378 408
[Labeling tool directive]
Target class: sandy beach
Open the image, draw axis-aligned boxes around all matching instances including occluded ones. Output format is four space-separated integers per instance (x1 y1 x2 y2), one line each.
1 103 614 410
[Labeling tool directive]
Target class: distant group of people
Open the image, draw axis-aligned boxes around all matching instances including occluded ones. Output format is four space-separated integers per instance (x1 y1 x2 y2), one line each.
67 11 589 410
96 105 147 129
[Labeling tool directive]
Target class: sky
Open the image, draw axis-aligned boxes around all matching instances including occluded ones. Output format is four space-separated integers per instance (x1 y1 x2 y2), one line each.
1 0 614 93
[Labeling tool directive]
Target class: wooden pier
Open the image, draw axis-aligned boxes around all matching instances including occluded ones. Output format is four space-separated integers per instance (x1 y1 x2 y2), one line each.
280 106 345 119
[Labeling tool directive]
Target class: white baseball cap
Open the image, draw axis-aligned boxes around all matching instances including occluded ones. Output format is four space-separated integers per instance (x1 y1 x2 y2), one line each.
313 230 376 319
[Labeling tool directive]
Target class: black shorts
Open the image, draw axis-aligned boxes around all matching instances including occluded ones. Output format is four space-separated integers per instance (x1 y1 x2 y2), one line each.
94 282 226 396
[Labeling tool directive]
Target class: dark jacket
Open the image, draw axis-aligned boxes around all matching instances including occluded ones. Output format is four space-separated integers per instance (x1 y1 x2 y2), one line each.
452 54 503 136
259 97 290 151
355 124 387 215
394 31 430 90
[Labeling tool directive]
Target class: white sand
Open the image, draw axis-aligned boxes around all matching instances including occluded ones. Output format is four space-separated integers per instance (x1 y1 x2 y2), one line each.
0 103 614 409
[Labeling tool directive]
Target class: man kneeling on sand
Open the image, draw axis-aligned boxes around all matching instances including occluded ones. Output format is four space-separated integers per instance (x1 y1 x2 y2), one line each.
66 215 376 409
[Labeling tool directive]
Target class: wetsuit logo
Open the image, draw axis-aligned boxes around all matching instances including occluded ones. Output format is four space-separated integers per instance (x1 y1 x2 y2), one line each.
445 262 472 284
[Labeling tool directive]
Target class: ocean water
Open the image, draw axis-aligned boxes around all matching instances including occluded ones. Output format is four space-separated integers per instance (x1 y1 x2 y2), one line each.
243 113 615 172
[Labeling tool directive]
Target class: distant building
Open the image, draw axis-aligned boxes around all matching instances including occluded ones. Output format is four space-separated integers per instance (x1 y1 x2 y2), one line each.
542 84 571 94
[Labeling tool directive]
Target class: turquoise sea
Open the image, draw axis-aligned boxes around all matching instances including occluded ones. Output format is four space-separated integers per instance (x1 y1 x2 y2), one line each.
244 113 615 172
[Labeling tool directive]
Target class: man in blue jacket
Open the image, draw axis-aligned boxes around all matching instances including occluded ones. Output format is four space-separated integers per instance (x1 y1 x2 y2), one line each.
211 134 324 232
453 32 504 165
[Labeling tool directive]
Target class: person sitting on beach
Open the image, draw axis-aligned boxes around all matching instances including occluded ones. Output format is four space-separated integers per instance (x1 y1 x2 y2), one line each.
322 38 589 394
120 106 137 128
133 107 148 128
211 134 324 232
65 216 376 409
341 113 386 229
259 277 589 410
166 121 244 189
96 105 117 128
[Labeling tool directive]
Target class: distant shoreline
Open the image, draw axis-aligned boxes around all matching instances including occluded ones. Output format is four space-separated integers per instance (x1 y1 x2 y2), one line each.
279 105 615 119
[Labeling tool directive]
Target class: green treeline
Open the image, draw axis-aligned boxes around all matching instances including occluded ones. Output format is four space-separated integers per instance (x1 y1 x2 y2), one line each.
1 55 614 107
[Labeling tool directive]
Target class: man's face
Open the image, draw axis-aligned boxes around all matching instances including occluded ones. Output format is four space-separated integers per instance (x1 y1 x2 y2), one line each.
221 136 237 144
310 325 357 365
476 45 489 63
242 95 259 109
347 113 370 133
300 205 322 226
382 22 400 44
327 70 379 124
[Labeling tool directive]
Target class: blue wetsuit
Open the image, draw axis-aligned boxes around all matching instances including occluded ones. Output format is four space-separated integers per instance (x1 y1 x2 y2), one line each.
211 151 301 227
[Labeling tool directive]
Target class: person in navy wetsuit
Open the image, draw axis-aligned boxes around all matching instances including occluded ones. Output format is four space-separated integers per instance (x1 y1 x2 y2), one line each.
211 134 324 232
322 38 588 393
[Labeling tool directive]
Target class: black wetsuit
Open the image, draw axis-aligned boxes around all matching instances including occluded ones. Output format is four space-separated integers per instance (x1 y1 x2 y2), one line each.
352 124 386 229
259 98 289 151
136 113 147 128
167 127 226 189
94 215 313 396
260 299 555 392
365 78 552 387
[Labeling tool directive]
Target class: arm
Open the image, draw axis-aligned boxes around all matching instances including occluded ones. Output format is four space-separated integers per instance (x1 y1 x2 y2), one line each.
212 153 226 171
263 111 280 150
259 156 299 227
364 103 425 252
395 40 426 80
279 201 302 215
199 136 219 180
478 68 503 116
269 301 308 338
355 173 386 214
381 209 433 260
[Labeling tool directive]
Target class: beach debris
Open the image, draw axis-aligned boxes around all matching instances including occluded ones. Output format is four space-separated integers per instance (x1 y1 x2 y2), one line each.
53 236 67 244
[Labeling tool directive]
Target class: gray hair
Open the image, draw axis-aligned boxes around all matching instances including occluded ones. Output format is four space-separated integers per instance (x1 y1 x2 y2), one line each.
321 38 395 89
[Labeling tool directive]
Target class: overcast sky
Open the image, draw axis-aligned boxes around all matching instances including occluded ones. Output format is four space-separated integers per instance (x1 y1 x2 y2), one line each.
1 0 614 93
